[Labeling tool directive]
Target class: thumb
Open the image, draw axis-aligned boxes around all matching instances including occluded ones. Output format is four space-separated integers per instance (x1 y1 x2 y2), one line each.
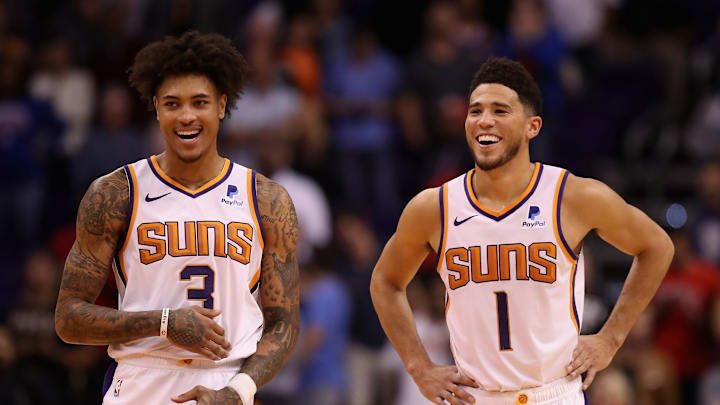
196 307 222 318
172 386 198 403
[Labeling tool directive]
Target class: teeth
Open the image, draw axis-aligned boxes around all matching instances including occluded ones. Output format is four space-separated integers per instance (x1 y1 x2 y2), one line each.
177 130 200 136
477 135 500 143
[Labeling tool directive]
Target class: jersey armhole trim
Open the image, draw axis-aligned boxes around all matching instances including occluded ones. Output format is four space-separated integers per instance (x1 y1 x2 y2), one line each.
435 184 448 273
553 170 578 263
116 164 137 284
247 169 265 250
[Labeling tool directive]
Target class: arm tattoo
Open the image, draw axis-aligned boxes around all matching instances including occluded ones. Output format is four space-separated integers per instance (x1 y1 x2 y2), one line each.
55 168 161 344
240 174 299 388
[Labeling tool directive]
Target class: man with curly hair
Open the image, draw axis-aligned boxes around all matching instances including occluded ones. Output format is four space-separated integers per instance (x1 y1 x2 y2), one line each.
55 31 299 405
370 58 674 404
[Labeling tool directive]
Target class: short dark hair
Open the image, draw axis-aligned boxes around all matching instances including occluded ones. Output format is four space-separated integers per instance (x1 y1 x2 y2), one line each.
128 31 249 118
468 58 542 116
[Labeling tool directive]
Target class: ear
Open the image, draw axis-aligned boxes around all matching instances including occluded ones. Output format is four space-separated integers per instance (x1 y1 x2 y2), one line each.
526 116 542 140
152 96 159 121
218 94 227 120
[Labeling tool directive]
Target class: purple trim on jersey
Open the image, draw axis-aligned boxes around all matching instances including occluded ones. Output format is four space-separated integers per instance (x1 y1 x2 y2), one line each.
251 170 266 243
583 389 588 404
463 164 544 221
146 158 234 198
102 360 118 397
115 165 135 255
434 184 446 270
571 262 580 334
250 279 260 294
556 171 578 261
113 256 126 286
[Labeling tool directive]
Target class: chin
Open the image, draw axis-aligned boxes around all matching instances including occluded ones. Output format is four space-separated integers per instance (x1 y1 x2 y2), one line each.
177 151 204 163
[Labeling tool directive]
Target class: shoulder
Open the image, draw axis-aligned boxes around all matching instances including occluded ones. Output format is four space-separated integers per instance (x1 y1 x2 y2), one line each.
77 167 129 238
255 172 293 208
562 173 623 209
561 173 631 230
395 187 442 242
254 172 298 247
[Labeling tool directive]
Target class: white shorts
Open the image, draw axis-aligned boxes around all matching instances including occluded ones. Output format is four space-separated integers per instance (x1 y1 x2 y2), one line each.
463 376 586 405
102 357 243 405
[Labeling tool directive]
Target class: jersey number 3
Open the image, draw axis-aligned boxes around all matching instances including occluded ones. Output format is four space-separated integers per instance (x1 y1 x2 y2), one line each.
180 265 215 309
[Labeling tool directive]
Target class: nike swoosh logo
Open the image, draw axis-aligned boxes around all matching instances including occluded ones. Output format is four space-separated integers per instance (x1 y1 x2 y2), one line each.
145 192 171 202
454 215 478 226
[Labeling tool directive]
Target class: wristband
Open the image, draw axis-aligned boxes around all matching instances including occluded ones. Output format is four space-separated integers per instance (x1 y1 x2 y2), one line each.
226 373 257 405
160 308 170 338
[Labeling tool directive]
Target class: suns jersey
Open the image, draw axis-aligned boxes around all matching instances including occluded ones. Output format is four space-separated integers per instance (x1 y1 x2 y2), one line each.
108 156 265 364
435 163 585 391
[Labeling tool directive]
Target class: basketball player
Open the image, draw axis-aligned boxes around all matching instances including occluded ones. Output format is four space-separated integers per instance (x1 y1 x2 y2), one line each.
370 58 674 405
54 32 299 405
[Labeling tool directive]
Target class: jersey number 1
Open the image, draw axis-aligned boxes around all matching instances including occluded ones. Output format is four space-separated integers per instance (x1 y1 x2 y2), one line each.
180 265 215 309
495 291 512 351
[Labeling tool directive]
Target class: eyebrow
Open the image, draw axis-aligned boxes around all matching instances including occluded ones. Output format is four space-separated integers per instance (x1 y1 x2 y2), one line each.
160 93 211 100
468 101 513 109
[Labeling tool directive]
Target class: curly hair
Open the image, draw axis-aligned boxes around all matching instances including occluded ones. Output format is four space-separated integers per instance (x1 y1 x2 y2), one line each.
469 58 543 116
128 31 248 118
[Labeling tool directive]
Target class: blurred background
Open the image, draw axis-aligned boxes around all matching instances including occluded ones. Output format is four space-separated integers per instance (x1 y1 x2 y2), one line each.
0 0 719 404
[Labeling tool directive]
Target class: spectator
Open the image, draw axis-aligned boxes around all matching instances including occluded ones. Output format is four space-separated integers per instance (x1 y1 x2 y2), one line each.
297 253 351 405
71 82 148 193
698 294 720 405
653 229 720 402
692 161 720 265
324 25 403 221
335 213 386 405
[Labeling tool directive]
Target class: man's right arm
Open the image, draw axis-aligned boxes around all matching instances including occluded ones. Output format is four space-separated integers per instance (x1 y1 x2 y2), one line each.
370 188 477 405
55 168 163 344
55 169 230 359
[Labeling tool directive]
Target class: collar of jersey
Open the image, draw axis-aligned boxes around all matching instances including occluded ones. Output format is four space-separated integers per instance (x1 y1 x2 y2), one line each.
148 155 233 198
464 162 543 221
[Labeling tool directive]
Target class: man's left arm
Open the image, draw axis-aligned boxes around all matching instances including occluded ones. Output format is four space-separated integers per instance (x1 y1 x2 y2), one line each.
563 175 674 389
173 173 299 405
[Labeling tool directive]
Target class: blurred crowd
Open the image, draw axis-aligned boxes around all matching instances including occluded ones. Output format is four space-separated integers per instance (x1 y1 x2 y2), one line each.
1 0 719 404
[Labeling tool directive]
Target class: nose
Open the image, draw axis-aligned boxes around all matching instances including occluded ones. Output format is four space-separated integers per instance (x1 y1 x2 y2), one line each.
178 105 197 125
478 110 495 128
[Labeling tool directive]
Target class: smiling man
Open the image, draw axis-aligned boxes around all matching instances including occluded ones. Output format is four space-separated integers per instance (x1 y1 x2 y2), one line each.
370 58 674 405
54 31 299 405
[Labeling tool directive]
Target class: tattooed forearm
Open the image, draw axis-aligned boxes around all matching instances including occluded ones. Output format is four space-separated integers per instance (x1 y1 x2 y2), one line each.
55 168 162 345
240 174 299 388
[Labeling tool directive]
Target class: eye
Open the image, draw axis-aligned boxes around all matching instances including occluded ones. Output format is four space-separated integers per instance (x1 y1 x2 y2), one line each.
164 101 178 107
495 109 507 114
469 109 481 115
194 100 209 106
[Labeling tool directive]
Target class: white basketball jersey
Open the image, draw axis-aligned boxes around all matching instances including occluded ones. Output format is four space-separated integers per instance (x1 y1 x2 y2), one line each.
436 163 585 391
108 156 265 364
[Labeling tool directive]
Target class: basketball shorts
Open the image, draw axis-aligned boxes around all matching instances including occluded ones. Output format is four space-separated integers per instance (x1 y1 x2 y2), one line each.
102 356 243 405
462 376 586 405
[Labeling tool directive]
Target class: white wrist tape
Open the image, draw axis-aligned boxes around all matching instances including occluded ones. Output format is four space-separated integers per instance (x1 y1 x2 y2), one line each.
226 373 257 405
160 308 170 338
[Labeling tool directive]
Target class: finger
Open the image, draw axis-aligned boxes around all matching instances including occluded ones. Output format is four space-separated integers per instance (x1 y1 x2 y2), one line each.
431 398 444 405
568 357 592 379
444 392 467 405
203 339 230 359
207 329 232 350
582 368 597 390
196 307 223 318
566 350 588 374
171 386 200 402
448 385 475 403
210 319 226 336
191 346 221 361
453 374 480 388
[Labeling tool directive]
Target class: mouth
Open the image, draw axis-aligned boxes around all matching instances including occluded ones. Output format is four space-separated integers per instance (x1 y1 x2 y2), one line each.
175 127 202 141
476 134 501 146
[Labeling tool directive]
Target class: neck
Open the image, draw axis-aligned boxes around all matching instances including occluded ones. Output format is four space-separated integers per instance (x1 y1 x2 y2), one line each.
472 153 535 208
155 149 225 190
